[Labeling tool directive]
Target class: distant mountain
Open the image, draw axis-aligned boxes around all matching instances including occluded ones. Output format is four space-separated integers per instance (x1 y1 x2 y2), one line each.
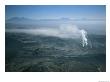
7 17 33 21
6 17 36 24
5 17 74 28
6 17 105 23
6 17 73 23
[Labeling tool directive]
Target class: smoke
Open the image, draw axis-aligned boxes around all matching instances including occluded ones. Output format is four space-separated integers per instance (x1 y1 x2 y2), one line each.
6 24 88 47
80 29 88 47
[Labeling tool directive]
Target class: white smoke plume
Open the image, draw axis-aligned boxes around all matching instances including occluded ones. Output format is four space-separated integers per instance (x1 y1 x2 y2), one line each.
80 29 88 47
6 24 88 47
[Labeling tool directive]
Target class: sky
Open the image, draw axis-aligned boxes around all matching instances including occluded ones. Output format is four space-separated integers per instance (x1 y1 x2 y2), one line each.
5 5 106 19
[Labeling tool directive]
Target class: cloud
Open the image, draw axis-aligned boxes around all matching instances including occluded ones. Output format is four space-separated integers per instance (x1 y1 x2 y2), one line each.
6 24 81 38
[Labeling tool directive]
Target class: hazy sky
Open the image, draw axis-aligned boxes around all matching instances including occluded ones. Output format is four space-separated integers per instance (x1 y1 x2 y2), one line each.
6 5 106 19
